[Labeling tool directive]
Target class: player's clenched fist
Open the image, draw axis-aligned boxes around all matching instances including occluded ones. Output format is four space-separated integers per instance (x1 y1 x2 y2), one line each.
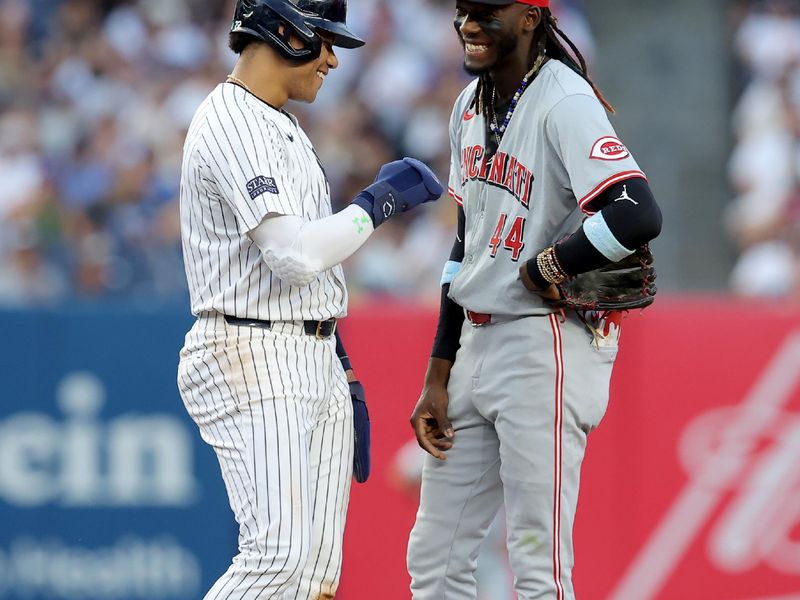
410 382 454 461
410 357 455 461
353 157 443 227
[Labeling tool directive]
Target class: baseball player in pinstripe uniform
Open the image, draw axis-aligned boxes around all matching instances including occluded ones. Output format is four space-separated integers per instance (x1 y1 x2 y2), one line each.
176 1 443 598
408 1 662 599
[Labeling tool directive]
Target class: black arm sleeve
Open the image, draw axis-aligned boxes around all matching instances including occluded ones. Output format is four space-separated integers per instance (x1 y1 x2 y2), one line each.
449 205 466 263
334 329 352 372
431 206 466 362
555 177 662 276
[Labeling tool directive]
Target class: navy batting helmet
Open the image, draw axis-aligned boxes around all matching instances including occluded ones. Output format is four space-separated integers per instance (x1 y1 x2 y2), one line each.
231 0 365 62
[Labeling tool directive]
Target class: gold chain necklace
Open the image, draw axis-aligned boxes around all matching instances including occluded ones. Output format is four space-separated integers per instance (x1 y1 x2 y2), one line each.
226 75 253 94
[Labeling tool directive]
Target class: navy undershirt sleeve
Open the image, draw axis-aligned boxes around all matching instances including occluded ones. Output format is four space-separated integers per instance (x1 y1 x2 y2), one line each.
555 177 662 276
432 206 466 361
335 330 352 372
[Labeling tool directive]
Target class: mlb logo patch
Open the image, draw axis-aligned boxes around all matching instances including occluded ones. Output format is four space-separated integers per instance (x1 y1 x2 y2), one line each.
246 176 279 200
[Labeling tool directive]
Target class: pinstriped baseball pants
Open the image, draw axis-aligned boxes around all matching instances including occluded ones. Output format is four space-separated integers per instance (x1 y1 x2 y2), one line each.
178 313 353 600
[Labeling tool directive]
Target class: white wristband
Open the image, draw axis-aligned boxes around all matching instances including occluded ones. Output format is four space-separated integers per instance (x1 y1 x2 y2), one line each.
440 261 462 286
583 212 634 262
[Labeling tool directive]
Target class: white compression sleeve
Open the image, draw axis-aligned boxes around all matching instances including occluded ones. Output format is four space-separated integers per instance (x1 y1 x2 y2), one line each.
248 205 375 286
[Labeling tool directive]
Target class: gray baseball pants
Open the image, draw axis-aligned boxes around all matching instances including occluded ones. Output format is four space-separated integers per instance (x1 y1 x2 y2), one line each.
408 311 617 599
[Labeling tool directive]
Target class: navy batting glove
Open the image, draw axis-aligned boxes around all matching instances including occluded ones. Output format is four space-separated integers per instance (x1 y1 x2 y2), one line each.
350 380 371 484
353 157 444 227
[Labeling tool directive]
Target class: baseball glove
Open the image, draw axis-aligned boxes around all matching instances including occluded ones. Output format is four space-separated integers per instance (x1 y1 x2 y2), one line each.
553 245 657 311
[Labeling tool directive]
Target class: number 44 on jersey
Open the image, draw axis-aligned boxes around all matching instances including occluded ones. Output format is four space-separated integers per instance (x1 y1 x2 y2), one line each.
489 214 526 261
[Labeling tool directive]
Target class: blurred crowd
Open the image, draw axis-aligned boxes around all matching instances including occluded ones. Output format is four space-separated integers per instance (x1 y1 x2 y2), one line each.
729 0 800 297
0 0 593 308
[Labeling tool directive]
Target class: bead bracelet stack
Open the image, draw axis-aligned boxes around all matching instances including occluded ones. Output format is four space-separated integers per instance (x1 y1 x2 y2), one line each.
536 246 569 285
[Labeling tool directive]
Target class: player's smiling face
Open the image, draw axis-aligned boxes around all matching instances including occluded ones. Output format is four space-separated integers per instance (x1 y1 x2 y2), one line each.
287 29 338 103
454 1 533 75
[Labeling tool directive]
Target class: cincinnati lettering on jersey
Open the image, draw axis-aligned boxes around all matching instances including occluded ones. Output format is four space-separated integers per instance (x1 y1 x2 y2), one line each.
460 145 534 208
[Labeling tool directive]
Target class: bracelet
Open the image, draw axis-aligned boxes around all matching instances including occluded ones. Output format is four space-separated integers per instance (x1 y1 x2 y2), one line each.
536 247 569 285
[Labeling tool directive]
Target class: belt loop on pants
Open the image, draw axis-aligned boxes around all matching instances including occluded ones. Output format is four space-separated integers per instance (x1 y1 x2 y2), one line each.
223 314 338 339
465 310 492 327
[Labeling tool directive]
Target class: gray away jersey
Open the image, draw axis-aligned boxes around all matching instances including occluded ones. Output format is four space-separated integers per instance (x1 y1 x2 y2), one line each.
180 83 347 321
447 60 647 317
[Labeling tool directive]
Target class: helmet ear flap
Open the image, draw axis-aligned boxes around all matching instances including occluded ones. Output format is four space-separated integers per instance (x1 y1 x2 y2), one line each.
273 17 323 59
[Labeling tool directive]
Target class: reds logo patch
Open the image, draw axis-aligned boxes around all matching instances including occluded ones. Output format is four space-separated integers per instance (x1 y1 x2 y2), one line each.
590 136 629 161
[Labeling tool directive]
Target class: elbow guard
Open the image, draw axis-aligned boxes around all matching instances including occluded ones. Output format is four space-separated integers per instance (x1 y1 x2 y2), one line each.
262 247 323 287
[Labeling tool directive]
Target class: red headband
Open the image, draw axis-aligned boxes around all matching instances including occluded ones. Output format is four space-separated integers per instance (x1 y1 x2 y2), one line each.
517 0 550 6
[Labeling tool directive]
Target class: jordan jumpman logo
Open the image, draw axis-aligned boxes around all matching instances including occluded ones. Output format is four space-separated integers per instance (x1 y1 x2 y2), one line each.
615 184 638 205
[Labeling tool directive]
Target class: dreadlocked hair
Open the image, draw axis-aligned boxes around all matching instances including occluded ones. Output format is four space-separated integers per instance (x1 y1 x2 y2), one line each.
475 8 614 116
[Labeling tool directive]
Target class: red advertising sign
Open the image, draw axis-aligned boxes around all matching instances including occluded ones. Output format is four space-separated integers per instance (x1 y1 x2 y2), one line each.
337 298 800 599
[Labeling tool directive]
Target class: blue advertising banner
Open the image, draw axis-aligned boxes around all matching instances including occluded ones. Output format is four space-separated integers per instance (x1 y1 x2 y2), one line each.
0 309 236 599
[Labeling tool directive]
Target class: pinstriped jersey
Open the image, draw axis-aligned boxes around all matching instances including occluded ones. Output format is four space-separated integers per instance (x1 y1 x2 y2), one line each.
180 82 347 321
446 60 646 316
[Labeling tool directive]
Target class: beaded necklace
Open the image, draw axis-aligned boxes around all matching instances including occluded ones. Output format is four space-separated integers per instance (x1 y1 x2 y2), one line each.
489 53 547 145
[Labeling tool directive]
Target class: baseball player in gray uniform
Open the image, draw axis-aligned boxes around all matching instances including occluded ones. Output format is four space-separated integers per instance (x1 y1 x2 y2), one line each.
408 1 662 599
176 1 442 598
